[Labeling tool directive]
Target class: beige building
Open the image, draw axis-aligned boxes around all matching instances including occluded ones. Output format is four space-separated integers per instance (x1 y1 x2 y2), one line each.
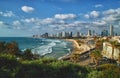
102 42 120 60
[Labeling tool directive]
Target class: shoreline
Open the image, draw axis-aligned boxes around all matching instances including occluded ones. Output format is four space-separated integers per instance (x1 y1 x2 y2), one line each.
65 39 91 54
58 39 83 60
59 39 92 61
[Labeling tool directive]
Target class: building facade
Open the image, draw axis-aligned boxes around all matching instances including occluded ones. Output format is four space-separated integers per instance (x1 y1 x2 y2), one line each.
101 29 108 36
102 42 120 60
110 25 114 36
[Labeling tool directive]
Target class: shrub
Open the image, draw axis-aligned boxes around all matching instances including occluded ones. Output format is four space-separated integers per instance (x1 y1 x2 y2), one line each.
0 53 20 78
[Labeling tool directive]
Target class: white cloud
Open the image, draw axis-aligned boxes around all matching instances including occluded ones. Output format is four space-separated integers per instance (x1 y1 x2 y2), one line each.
90 11 100 18
0 21 4 25
0 21 10 29
93 21 106 26
103 9 116 15
84 11 100 19
102 15 116 22
10 9 120 34
58 20 65 24
22 18 36 23
13 20 21 26
84 14 90 19
0 21 5 28
102 8 120 22
42 18 55 24
103 8 120 15
0 11 15 17
21 6 34 13
54 14 77 20
95 4 103 8
21 17 55 25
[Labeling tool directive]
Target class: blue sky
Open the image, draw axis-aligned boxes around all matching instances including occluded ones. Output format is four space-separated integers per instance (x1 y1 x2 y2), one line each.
0 0 120 37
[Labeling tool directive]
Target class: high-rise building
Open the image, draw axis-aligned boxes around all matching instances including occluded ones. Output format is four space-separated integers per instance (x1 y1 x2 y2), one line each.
65 32 69 38
110 25 114 36
87 30 92 36
62 31 65 38
92 30 95 36
69 32 72 38
58 32 62 38
77 32 80 37
101 29 108 36
41 33 48 38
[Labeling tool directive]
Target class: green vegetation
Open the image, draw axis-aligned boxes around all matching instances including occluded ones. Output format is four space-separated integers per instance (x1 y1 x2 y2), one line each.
0 41 120 78
90 50 102 65
109 40 120 59
71 53 81 63
0 41 20 55
0 53 89 78
0 41 39 60
95 40 104 51
0 53 120 78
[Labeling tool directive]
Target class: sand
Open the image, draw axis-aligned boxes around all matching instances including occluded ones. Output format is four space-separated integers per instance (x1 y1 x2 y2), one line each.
65 39 91 54
59 39 94 66
64 39 93 66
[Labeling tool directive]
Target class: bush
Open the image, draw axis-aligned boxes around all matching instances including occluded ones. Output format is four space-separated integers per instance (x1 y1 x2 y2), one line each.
97 64 118 71
87 71 102 78
15 58 89 78
0 69 11 78
94 64 120 78
1 53 120 78
0 54 20 78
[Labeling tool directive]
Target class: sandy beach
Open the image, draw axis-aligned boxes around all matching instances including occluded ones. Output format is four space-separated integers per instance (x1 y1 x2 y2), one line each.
65 39 91 54
59 39 94 66
65 39 81 49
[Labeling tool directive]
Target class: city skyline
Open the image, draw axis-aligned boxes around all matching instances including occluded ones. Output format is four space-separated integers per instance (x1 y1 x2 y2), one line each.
0 0 120 37
34 25 115 38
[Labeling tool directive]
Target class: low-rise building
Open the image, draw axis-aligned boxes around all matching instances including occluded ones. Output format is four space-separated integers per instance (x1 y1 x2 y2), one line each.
102 42 120 60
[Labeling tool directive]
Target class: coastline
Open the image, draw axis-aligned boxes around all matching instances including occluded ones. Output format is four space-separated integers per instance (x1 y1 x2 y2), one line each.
58 39 83 60
65 39 91 54
59 39 92 61
65 39 81 50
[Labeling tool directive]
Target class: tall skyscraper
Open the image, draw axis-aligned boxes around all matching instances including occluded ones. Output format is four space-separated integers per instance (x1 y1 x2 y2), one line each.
77 32 80 37
62 31 65 38
69 32 72 38
87 30 92 36
92 30 95 36
110 25 114 36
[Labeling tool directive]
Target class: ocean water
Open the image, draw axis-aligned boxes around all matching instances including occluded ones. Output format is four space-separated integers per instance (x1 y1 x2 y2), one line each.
0 37 73 58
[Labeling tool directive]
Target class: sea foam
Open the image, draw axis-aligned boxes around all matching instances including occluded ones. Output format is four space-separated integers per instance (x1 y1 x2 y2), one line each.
32 41 56 55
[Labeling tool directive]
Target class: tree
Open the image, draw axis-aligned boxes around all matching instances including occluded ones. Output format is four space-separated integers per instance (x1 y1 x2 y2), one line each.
114 43 120 65
0 54 20 78
90 50 102 65
23 49 33 60
70 53 81 63
95 40 103 51
5 41 20 55
0 41 5 53
110 41 118 59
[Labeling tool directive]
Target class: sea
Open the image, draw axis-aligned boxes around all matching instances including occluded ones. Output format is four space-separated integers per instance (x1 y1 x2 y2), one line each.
0 37 73 58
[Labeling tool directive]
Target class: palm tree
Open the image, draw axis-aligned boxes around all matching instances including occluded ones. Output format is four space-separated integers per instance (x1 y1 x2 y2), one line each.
117 53 120 66
90 50 102 65
95 40 103 51
114 43 120 65
110 41 117 59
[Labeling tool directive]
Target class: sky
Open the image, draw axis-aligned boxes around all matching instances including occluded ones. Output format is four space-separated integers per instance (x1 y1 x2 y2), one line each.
0 0 120 37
